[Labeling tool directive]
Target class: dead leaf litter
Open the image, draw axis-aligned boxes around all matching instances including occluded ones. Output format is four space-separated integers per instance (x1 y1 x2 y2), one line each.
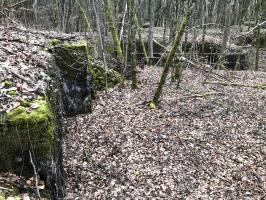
63 67 266 199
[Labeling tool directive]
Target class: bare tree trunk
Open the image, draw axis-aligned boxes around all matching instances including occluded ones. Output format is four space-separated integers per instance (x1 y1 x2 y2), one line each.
168 0 177 43
171 57 182 84
75 0 97 57
148 0 154 64
65 0 73 33
218 0 232 67
162 17 167 45
103 0 123 60
127 0 137 89
133 13 148 64
93 0 108 89
150 0 192 109
254 0 262 70
119 0 127 42
60 0 66 31
201 0 209 52
212 0 219 23
32 0 38 24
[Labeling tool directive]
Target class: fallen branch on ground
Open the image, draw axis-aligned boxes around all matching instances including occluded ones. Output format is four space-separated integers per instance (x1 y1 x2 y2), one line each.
9 69 31 83
205 81 266 89
0 186 13 191
0 44 16 55
185 23 227 32
179 56 231 81
179 92 224 100
0 177 35 193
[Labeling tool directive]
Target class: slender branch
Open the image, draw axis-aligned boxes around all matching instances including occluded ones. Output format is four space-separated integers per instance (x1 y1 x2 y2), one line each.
0 10 20 25
29 151 40 198
8 0 27 9
119 1 127 42
153 38 167 50
179 56 230 81
9 69 31 83
236 20 266 38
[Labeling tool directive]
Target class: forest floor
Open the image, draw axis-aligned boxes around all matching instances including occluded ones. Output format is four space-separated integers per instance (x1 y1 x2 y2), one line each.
1 25 266 199
63 66 266 199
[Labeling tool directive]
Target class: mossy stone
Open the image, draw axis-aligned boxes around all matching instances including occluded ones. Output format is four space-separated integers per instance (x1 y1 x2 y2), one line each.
0 98 55 174
50 39 122 115
50 40 92 116
88 60 123 91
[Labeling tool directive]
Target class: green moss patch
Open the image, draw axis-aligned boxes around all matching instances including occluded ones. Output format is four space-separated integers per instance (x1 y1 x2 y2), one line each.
0 98 55 173
49 38 62 46
7 99 53 123
63 41 88 52
88 59 123 91
3 80 12 87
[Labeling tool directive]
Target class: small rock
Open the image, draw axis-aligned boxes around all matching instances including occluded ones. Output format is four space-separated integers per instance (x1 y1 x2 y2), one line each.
30 103 39 109
16 83 22 91
22 194 30 200
72 159 78 165
26 180 32 185
82 162 87 167
65 193 76 200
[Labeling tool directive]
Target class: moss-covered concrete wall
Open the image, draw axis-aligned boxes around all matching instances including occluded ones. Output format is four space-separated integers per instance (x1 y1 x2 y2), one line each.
0 39 123 181
51 40 92 117
50 39 122 115
0 97 55 174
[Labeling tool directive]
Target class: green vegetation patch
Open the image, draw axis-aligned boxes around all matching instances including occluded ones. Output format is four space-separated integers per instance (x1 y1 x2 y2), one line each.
88 57 123 91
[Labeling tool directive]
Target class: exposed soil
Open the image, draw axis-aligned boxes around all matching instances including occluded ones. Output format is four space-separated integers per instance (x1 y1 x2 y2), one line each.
63 66 266 199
